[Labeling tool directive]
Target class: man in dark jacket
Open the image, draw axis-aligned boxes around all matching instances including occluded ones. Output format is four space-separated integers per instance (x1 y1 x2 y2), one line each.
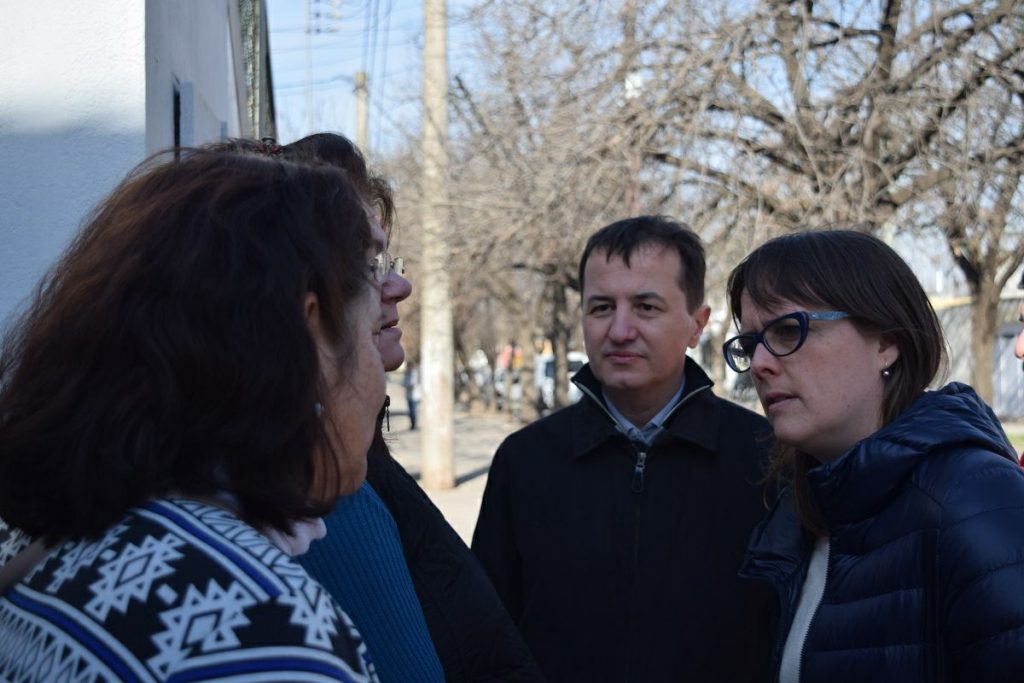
472 216 774 682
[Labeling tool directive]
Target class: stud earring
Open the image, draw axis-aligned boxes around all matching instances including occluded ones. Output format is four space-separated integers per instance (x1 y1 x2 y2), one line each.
881 367 892 378
314 402 324 418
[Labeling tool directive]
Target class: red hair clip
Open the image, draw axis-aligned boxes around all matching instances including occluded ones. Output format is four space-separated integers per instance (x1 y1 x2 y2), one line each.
260 137 284 156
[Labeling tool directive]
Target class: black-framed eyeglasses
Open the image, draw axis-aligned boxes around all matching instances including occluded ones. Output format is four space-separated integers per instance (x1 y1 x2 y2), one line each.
372 252 405 283
722 311 850 373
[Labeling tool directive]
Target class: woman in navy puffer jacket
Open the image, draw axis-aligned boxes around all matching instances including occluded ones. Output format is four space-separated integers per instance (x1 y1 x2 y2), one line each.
722 229 1024 683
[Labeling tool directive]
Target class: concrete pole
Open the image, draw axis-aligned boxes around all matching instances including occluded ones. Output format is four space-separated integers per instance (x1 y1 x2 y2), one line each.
354 71 368 154
420 0 455 489
305 0 314 132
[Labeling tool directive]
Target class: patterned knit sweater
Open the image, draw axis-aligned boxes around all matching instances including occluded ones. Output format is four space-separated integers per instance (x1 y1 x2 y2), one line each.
0 499 377 682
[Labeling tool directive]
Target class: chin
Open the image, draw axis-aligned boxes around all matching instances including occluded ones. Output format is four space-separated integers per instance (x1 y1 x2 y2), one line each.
767 422 804 450
379 345 405 372
593 364 634 383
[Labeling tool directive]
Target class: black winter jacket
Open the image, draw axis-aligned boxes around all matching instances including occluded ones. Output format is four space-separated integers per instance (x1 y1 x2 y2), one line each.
741 383 1024 682
472 359 775 682
366 430 545 682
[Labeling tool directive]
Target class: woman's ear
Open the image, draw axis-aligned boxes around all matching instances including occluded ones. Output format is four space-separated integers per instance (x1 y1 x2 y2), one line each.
304 292 328 352
878 334 900 371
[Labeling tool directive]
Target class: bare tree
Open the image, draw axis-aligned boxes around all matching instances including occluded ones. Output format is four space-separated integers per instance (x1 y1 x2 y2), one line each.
455 0 1024 398
638 0 1024 399
932 87 1024 399
387 0 1024 408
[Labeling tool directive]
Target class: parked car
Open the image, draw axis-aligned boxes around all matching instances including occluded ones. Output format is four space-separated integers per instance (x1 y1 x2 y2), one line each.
534 351 587 410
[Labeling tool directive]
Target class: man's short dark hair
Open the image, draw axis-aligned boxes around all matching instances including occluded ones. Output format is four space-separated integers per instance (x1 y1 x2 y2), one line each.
578 215 706 311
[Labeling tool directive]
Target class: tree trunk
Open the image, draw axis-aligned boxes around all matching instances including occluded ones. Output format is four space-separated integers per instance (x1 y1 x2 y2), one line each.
705 323 728 390
550 283 571 408
970 279 999 405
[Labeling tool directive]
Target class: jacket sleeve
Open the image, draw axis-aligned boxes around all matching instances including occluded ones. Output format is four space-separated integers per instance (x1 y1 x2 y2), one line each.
366 439 544 682
471 438 525 622
939 454 1024 681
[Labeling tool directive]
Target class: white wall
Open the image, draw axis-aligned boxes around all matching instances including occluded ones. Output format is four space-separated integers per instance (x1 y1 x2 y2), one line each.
145 0 245 151
0 1 248 331
0 1 147 329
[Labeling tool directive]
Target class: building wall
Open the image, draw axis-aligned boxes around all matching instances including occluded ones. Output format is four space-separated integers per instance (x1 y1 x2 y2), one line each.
0 1 147 330
0 1 252 331
145 0 246 151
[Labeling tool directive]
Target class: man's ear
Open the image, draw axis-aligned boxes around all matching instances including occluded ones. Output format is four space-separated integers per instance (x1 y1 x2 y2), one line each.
687 304 712 349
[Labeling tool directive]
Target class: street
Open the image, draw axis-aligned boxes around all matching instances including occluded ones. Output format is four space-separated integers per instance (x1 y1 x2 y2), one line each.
383 380 521 543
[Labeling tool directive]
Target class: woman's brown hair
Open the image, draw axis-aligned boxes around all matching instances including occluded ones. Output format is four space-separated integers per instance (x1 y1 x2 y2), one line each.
726 228 946 534
0 143 375 542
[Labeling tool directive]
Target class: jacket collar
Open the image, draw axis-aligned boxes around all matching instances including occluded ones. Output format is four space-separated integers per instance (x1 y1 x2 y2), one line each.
809 382 1017 526
740 490 811 585
569 357 719 459
741 382 1017 583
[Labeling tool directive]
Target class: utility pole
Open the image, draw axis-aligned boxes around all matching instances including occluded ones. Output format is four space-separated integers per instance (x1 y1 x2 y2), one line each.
354 71 368 153
304 0 314 132
420 0 455 489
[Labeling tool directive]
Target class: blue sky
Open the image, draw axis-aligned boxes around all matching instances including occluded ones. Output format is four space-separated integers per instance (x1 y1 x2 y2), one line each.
266 0 475 156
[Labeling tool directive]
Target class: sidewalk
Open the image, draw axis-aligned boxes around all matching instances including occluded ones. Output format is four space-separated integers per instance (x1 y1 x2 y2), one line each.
377 392 1024 546
381 397 522 544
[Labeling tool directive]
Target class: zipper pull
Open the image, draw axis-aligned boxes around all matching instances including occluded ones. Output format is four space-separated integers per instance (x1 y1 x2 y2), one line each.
631 449 648 493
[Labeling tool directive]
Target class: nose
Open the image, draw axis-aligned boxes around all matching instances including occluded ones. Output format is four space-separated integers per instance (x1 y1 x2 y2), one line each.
749 342 779 379
607 309 637 343
1015 327 1024 360
382 269 413 304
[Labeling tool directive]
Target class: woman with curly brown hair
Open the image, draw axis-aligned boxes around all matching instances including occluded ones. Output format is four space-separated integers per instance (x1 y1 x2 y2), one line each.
0 142 386 680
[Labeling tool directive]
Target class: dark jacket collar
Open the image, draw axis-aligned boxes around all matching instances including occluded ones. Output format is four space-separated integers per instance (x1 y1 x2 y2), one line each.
568 357 720 459
742 382 1017 585
807 382 1016 526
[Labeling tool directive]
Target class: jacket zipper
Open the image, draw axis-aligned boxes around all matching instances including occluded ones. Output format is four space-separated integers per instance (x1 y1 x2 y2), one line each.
573 379 711 494
631 448 647 493
779 537 830 683
572 376 711 683
797 539 830 683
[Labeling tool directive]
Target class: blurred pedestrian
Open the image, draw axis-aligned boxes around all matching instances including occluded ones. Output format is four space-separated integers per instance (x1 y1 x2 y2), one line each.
404 361 421 430
1016 270 1024 363
1012 270 1023 465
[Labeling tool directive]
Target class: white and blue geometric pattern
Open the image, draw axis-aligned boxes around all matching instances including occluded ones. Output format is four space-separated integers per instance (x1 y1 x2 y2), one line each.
0 499 377 682
147 578 256 676
46 522 130 593
0 527 31 568
276 562 344 650
85 533 185 621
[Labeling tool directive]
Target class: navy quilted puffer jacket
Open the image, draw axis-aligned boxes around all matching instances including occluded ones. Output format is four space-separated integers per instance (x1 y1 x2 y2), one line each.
741 383 1024 682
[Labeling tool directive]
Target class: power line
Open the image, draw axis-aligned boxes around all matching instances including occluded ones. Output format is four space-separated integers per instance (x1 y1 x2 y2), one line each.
278 72 356 91
375 0 394 152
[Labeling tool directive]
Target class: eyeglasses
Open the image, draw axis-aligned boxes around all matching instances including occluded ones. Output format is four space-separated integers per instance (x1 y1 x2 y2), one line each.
371 252 405 283
722 311 850 373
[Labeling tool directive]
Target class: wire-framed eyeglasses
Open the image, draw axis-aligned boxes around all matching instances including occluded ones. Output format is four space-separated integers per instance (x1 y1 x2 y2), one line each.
722 311 850 373
372 252 405 283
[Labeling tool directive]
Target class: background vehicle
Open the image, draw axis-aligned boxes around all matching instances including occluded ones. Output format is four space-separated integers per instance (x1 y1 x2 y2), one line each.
534 351 587 410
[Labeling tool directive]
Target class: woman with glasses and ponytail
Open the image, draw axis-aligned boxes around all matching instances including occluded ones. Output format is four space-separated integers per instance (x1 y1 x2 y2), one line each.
723 229 1024 683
